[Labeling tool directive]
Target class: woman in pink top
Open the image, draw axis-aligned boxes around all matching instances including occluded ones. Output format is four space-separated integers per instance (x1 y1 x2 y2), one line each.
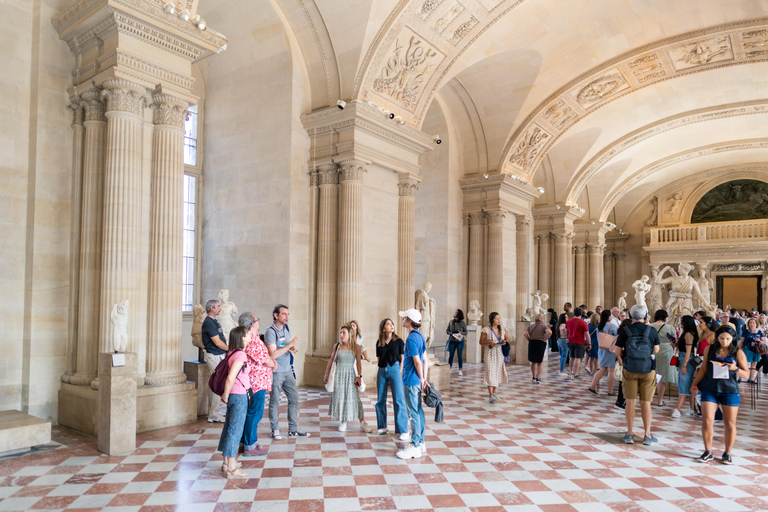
239 312 276 457
218 325 251 478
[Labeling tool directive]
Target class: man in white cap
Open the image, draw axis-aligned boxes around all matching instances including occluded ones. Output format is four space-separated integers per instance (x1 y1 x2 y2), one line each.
396 308 430 459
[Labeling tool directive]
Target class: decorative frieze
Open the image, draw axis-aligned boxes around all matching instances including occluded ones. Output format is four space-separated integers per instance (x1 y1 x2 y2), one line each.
712 262 767 272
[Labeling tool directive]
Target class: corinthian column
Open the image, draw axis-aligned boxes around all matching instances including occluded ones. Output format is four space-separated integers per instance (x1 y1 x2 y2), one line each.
567 236 574 304
467 213 485 311
71 92 106 386
614 253 626 306
99 79 146 366
315 164 339 358
145 94 189 386
588 245 604 309
485 211 505 320
307 170 319 357
538 234 551 306
516 217 530 320
337 161 365 332
63 101 85 383
397 176 418 338
574 246 587 307
553 233 569 309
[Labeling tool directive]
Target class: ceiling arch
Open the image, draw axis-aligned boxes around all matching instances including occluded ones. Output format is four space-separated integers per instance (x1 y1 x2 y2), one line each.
598 138 768 222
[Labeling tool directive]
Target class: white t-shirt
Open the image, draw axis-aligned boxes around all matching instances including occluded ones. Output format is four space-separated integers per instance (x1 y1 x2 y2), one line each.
609 316 621 328
356 335 365 351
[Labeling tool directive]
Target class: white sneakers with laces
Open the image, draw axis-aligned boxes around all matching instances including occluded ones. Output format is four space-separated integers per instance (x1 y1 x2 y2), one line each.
396 444 423 460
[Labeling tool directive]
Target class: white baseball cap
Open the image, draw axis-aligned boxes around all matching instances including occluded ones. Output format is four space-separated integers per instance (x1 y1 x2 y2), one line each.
399 308 422 324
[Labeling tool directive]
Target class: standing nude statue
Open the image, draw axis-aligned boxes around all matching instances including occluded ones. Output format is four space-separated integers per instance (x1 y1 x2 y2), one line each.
632 275 652 310
216 289 239 339
111 300 129 353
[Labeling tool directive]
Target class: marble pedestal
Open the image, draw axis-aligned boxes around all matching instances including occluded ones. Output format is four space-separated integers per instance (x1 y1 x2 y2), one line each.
466 326 483 363
516 321 532 365
98 353 137 455
184 360 211 417
428 362 450 392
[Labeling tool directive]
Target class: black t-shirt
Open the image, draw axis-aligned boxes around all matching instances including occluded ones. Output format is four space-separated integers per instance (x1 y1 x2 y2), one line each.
615 321 660 351
202 316 227 356
376 337 405 368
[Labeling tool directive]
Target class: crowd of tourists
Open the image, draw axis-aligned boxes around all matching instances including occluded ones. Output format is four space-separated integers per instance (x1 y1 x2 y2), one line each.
202 294 767 478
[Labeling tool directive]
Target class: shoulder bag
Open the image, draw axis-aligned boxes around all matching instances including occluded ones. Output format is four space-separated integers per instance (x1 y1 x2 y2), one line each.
325 343 340 393
598 331 617 351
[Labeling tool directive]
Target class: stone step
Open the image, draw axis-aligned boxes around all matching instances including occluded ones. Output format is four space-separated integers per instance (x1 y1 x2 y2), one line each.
0 410 51 456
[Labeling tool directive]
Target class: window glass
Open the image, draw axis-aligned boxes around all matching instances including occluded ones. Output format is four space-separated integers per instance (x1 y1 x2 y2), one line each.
182 174 196 312
183 105 198 166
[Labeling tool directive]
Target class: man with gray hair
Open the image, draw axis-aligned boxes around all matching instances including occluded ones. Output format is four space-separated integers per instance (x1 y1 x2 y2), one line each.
202 298 229 423
614 304 660 446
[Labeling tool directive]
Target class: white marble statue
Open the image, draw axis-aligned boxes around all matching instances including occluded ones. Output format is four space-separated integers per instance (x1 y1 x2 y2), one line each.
632 275 651 309
531 290 549 316
521 307 536 322
415 282 436 348
467 300 483 326
645 197 658 227
665 192 684 216
657 262 713 327
647 268 664 315
617 292 627 312
191 304 206 350
110 300 129 353
695 268 715 310
216 289 239 339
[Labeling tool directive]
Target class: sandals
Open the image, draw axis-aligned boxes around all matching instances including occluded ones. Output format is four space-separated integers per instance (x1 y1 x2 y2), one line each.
221 461 242 474
225 468 250 479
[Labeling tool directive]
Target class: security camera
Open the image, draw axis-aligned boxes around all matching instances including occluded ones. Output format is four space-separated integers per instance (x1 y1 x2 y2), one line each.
433 135 441 144
337 100 346 110
388 112 395 119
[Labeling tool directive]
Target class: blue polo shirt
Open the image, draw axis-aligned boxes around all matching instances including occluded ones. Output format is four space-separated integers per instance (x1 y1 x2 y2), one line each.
403 329 426 386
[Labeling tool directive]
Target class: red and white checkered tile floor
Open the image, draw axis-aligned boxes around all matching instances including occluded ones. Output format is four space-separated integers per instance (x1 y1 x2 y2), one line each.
2 355 768 512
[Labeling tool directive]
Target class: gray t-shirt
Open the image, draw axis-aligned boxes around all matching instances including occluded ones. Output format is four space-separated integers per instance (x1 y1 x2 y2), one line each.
265 323 291 373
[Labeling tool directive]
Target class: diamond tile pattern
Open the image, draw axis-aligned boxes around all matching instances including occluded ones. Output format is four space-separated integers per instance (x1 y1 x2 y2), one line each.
1 356 767 511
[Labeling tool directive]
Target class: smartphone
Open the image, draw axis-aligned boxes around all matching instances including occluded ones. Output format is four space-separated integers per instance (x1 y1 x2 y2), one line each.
714 356 734 364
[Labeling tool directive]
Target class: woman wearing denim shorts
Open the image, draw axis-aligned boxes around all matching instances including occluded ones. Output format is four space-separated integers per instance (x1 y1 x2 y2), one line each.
692 325 749 465
672 315 699 418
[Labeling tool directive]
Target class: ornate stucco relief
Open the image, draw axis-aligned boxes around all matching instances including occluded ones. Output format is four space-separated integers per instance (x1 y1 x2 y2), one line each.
499 20 768 178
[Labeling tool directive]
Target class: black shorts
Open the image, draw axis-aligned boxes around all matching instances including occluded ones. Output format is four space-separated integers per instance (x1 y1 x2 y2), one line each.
528 340 547 363
568 342 586 359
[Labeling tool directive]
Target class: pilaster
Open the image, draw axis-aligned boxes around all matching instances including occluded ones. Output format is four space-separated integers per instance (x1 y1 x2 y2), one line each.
515 216 531 320
315 164 339 358
397 175 419 338
467 213 485 312
336 160 367 330
485 211 506 320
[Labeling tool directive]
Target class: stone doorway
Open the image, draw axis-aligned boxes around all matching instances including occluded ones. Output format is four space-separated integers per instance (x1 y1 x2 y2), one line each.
716 275 763 312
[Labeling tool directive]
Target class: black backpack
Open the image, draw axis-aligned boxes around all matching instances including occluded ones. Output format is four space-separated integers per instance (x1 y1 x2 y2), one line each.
623 325 653 373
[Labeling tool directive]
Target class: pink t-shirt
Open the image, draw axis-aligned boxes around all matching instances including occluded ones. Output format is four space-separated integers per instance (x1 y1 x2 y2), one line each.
228 350 250 395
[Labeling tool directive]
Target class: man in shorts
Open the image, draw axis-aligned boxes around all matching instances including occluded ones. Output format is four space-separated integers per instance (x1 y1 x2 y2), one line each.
614 304 660 446
565 307 590 379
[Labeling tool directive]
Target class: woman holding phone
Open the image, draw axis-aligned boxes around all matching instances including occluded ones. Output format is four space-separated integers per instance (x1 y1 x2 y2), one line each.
692 325 749 464
740 317 763 383
480 312 509 403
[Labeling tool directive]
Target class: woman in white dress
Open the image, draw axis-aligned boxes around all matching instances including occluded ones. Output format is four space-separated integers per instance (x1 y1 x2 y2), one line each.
479 312 509 404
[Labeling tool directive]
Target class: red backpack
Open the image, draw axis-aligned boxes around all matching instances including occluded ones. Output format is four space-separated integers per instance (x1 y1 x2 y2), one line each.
208 350 244 396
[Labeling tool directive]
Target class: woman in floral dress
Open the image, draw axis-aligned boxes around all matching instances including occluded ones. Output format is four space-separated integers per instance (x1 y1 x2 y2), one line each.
480 312 509 403
324 325 366 432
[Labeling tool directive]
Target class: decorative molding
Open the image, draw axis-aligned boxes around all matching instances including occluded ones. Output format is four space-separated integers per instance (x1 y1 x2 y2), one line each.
497 19 768 178
468 212 485 225
309 170 320 187
712 262 767 272
296 0 340 107
317 165 339 185
83 98 106 122
398 180 419 197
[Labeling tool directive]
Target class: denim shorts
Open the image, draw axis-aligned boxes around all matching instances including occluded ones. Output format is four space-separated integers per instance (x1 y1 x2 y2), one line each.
700 388 741 407
677 361 695 396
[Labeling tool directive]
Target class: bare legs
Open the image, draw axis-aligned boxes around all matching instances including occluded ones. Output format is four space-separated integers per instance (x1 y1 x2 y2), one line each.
625 399 653 437
589 367 615 394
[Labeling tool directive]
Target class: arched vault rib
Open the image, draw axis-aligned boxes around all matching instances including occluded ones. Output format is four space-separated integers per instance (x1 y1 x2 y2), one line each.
563 100 768 207
497 19 768 179
598 139 768 222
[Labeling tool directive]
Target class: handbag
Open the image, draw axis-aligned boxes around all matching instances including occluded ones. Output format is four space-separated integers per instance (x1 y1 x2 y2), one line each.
614 361 623 382
669 355 679 367
598 332 617 351
753 340 768 355
691 355 703 367
325 343 339 393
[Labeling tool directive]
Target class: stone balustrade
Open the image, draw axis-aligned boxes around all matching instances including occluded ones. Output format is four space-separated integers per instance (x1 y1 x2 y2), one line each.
649 219 768 246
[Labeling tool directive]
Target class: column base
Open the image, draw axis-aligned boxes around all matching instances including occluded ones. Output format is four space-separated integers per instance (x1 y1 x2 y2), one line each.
58 380 197 437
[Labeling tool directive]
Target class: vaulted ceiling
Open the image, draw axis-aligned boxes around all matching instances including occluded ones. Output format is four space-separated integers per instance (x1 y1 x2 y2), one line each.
199 0 768 230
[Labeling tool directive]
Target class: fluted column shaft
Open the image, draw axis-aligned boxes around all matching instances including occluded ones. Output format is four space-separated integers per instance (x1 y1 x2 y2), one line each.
337 162 365 332
63 102 85 383
515 217 530 321
553 234 569 309
614 253 626 307
467 213 485 311
99 81 146 363
575 246 587 308
588 245 604 309
145 95 188 386
604 251 614 308
307 170 319 356
538 234 551 308
71 93 106 386
485 211 505 320
566 236 574 304
315 165 339 357
397 177 418 339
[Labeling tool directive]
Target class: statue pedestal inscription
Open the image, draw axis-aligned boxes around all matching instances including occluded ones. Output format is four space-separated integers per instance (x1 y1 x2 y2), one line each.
466 326 482 364
98 352 137 455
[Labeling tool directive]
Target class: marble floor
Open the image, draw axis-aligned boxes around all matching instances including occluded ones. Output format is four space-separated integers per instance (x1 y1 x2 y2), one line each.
1 355 768 512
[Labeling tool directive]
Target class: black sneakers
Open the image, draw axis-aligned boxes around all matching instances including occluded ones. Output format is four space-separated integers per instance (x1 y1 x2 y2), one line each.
721 452 733 465
696 451 713 463
288 431 311 438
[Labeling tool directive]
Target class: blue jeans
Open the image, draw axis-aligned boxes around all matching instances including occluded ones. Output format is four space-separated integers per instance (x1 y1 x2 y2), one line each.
405 384 425 448
557 338 569 372
376 363 408 434
218 393 247 457
241 390 265 451
448 341 465 369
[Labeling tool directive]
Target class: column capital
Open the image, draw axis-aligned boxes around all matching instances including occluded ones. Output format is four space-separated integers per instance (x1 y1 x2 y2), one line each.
338 160 367 182
309 170 320 187
317 164 339 185
68 102 84 126
81 90 106 123
151 93 189 127
487 210 506 224
515 216 531 231
554 233 569 244
398 180 419 197
468 212 485 226
101 79 148 116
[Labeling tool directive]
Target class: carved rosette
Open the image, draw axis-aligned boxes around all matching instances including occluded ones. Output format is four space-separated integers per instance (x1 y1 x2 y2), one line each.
338 162 366 182
101 81 147 116
69 102 84 126
317 164 339 185
398 179 419 197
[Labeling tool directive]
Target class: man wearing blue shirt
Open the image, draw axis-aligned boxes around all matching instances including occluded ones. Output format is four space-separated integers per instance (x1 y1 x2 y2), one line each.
397 308 430 459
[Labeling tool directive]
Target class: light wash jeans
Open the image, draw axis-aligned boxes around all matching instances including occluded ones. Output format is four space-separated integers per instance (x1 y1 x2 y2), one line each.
405 385 425 448
269 371 299 432
376 362 408 434
217 393 247 457
557 338 569 372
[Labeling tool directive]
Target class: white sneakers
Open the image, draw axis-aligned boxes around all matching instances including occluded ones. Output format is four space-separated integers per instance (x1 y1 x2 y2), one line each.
338 421 347 431
458 370 463 376
396 444 424 460
377 427 389 435
399 433 410 441
360 421 373 433
671 409 681 418
420 444 427 455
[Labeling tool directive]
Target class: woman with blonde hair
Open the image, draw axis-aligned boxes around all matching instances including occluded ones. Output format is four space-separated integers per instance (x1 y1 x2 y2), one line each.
324 325 371 432
480 312 509 403
348 320 370 362
523 314 551 383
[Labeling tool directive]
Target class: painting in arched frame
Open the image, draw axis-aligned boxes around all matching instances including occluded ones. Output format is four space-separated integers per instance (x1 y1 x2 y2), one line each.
691 179 768 224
